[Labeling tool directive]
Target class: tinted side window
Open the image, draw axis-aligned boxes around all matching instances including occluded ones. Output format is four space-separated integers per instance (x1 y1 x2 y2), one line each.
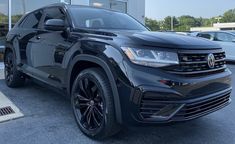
215 33 235 42
197 33 214 40
20 11 43 29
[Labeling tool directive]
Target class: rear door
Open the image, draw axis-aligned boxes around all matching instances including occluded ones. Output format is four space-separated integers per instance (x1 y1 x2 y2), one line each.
14 10 43 65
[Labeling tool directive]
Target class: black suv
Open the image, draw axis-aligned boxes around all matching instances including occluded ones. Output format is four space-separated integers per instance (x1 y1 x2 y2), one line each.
4 3 232 139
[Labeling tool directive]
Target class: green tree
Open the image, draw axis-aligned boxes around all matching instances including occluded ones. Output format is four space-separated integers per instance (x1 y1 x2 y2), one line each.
163 16 179 30
221 9 235 22
145 17 160 31
175 15 203 31
145 8 235 32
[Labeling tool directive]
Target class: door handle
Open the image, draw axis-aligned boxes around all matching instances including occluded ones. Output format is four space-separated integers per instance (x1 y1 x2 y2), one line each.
36 36 41 40
17 34 22 38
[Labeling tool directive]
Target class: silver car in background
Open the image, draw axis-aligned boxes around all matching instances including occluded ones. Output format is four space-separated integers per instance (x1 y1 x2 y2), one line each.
196 31 235 61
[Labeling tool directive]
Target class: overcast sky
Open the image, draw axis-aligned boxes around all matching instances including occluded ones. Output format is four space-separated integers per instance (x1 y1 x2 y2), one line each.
145 0 235 20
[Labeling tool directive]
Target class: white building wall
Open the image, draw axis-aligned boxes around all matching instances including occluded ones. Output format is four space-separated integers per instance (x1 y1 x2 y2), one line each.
71 0 89 5
190 27 220 32
127 0 145 23
70 0 145 23
191 22 235 31
213 22 235 29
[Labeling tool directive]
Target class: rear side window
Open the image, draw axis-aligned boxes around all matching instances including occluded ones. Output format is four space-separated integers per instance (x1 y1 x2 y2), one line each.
197 33 214 40
215 32 235 42
20 10 43 29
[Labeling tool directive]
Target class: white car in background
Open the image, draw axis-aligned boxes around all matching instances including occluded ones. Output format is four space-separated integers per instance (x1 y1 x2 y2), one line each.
196 31 235 61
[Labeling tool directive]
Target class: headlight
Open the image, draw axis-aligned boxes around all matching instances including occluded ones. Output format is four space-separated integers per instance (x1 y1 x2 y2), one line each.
121 47 179 67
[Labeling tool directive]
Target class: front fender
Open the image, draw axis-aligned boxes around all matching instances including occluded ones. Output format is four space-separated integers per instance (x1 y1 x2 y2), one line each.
67 54 123 124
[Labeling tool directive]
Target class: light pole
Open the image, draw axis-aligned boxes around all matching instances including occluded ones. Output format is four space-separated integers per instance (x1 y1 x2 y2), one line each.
171 16 174 31
8 0 11 30
22 0 26 14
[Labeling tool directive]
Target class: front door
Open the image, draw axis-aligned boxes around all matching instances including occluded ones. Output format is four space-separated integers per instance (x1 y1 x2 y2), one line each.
27 7 72 84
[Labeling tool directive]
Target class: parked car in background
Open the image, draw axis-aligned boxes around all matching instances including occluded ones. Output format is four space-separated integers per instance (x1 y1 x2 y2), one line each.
196 31 235 61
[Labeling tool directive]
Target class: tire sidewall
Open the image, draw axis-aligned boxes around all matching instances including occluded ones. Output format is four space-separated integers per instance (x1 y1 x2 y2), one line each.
71 69 112 138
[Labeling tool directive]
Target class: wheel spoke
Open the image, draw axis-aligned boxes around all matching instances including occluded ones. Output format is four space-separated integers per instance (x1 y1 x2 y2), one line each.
87 108 93 127
79 81 89 98
76 94 90 102
94 106 103 120
6 75 10 81
84 78 89 89
94 92 102 102
5 64 9 70
84 106 91 116
91 85 98 99
78 103 90 109
9 75 13 81
84 78 93 99
81 106 91 123
91 109 100 127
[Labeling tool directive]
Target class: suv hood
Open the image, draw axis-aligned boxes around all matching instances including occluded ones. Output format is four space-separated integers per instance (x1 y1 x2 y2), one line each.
72 28 220 49
115 31 220 49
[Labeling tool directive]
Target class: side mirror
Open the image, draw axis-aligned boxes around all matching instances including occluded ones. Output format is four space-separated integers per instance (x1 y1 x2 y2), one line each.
44 19 65 31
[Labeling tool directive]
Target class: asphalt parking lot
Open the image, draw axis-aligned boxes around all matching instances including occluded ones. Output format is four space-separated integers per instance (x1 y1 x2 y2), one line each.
0 65 234 144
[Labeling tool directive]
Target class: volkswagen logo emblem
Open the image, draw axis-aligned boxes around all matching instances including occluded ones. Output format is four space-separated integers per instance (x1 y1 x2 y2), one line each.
207 54 215 69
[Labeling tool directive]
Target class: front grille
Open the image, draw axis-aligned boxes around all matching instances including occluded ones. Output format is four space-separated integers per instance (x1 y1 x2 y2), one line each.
174 92 231 120
166 50 226 76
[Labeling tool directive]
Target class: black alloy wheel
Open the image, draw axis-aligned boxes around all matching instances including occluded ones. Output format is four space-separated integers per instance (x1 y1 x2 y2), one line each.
71 68 120 139
5 53 14 83
74 77 104 131
4 51 25 87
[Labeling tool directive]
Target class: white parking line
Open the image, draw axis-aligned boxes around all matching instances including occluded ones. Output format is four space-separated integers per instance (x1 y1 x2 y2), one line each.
0 92 24 123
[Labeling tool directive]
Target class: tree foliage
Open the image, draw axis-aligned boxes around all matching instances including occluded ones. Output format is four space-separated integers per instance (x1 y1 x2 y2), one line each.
146 8 235 31
222 9 235 22
145 17 160 31
163 16 178 30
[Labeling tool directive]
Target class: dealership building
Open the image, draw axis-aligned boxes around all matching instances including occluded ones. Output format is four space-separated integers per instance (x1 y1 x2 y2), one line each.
0 0 145 48
191 22 235 32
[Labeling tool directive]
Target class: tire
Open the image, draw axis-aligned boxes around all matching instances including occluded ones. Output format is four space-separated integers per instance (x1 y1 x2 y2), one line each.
71 68 121 139
4 51 25 88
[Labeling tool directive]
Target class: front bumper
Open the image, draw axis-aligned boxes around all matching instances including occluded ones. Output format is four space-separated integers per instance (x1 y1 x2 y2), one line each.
137 87 231 123
116 63 232 125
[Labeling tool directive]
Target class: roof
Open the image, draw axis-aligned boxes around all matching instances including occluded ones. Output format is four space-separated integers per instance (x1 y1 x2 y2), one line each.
42 3 121 13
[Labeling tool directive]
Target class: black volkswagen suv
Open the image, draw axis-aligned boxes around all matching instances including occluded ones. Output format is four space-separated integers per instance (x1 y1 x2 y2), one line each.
4 3 232 139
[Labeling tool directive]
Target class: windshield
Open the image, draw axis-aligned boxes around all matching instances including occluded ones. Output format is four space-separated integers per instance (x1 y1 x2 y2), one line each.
69 6 148 31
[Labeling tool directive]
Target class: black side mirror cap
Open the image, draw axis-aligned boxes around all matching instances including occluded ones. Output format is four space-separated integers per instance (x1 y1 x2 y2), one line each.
44 19 66 31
